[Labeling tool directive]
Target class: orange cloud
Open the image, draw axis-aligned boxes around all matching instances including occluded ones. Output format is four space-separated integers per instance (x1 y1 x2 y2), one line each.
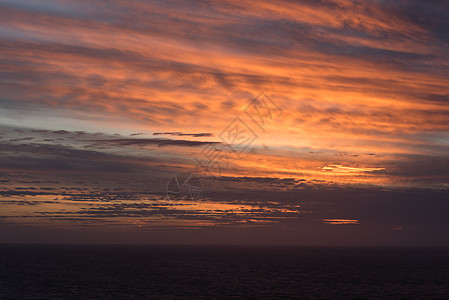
322 219 360 225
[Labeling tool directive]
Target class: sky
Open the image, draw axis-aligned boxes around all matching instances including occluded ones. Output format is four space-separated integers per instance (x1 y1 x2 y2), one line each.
0 0 448 245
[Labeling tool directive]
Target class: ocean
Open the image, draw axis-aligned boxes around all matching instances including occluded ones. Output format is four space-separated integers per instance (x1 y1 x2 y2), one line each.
0 245 448 299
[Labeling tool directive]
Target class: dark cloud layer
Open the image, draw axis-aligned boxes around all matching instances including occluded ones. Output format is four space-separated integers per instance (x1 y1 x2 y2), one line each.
90 138 219 147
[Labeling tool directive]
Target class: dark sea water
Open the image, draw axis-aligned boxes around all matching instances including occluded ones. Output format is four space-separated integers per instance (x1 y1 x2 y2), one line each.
0 245 448 299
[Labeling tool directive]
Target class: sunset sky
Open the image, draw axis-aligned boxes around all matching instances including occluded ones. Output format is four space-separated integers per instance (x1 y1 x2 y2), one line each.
1 0 448 245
